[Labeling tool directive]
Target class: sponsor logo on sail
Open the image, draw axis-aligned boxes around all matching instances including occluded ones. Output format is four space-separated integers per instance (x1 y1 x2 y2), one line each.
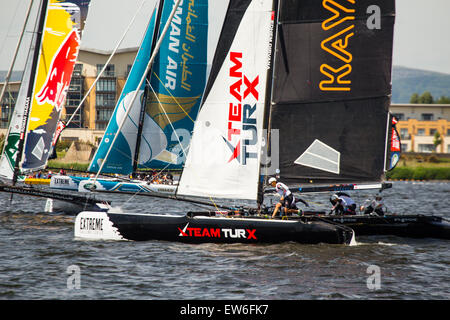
319 0 355 91
224 51 259 164
35 29 80 111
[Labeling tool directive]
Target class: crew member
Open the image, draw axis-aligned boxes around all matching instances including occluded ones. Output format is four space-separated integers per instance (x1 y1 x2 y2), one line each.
360 195 385 216
269 177 307 218
330 193 356 215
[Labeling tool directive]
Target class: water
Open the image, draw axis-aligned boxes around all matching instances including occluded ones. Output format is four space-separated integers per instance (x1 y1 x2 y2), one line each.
0 181 449 300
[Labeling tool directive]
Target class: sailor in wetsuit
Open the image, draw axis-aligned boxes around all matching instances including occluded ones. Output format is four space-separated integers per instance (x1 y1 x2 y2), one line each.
269 177 308 218
330 193 357 215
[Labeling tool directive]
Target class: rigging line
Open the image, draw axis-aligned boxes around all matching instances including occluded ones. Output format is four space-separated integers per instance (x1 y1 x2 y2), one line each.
65 0 148 127
147 79 187 157
151 71 195 123
0 0 34 107
93 0 183 185
209 196 220 212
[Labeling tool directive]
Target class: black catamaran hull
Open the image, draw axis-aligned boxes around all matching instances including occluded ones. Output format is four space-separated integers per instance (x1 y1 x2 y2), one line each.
74 211 355 245
306 214 450 240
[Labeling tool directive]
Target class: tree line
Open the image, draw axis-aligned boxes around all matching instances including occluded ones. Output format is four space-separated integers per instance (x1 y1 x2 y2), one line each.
410 91 450 104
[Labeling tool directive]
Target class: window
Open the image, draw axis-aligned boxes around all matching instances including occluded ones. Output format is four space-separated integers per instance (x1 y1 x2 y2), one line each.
126 64 132 77
69 77 82 92
96 93 116 107
96 122 107 130
96 108 114 121
447 129 450 136
418 144 435 153
1 106 12 121
73 64 83 76
96 79 116 92
97 64 115 77
401 144 408 152
429 129 437 136
417 128 425 136
447 145 450 153
392 113 404 121
421 113 434 121
66 92 82 106
400 128 409 139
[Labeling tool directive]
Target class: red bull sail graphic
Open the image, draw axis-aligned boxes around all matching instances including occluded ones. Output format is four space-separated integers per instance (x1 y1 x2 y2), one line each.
20 0 90 171
35 29 80 110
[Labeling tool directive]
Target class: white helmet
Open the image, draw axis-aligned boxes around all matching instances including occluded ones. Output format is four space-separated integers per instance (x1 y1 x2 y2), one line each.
331 194 339 201
268 177 277 184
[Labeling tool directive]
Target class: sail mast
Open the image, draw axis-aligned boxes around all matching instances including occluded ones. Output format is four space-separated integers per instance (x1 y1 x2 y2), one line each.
257 0 279 208
132 0 166 176
93 0 183 183
0 0 35 108
12 0 49 186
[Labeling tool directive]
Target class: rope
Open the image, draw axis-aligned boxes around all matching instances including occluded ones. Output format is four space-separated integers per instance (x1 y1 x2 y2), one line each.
151 72 195 123
147 79 187 157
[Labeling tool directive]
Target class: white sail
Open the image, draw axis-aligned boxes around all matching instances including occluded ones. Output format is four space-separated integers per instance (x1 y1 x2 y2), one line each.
0 1 41 180
177 0 274 200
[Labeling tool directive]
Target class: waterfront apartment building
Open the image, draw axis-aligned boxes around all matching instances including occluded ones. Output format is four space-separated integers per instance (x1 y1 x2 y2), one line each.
1 47 450 153
390 104 450 153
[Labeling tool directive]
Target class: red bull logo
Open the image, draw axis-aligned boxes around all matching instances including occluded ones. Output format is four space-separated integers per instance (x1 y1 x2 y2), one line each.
35 29 80 111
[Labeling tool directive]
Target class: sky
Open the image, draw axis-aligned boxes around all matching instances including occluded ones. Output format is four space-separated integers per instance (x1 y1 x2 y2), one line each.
0 0 450 74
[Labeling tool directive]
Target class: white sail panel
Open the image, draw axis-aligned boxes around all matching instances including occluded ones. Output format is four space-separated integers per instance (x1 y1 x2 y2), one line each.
177 0 274 200
0 0 43 180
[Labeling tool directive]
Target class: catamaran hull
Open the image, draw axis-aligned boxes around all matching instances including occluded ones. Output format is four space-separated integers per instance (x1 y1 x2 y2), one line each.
312 214 450 240
74 211 355 245
50 175 177 195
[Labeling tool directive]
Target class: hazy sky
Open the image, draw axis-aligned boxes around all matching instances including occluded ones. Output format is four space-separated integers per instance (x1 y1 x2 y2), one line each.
1 0 450 74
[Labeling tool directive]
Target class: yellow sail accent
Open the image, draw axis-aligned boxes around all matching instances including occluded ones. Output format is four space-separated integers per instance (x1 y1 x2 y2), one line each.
146 93 200 131
28 0 78 131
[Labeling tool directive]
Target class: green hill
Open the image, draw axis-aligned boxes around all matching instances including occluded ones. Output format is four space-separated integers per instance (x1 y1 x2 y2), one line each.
392 66 450 103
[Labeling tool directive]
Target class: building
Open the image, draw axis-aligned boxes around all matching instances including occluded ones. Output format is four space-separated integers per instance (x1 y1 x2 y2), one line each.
391 104 450 153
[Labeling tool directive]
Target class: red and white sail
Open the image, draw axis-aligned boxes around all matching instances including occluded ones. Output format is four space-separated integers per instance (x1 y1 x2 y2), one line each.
177 0 274 200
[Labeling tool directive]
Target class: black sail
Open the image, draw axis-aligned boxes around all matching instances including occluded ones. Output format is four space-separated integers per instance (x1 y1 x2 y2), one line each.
269 0 395 185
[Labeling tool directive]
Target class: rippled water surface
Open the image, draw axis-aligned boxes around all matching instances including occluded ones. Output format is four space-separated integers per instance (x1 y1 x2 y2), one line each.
0 181 449 300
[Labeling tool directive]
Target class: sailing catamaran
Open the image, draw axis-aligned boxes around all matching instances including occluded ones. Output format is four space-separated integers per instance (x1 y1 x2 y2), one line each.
76 0 408 244
49 0 218 196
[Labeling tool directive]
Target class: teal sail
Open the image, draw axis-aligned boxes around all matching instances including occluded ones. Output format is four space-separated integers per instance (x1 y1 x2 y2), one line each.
137 0 209 170
88 7 159 174
89 0 209 174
